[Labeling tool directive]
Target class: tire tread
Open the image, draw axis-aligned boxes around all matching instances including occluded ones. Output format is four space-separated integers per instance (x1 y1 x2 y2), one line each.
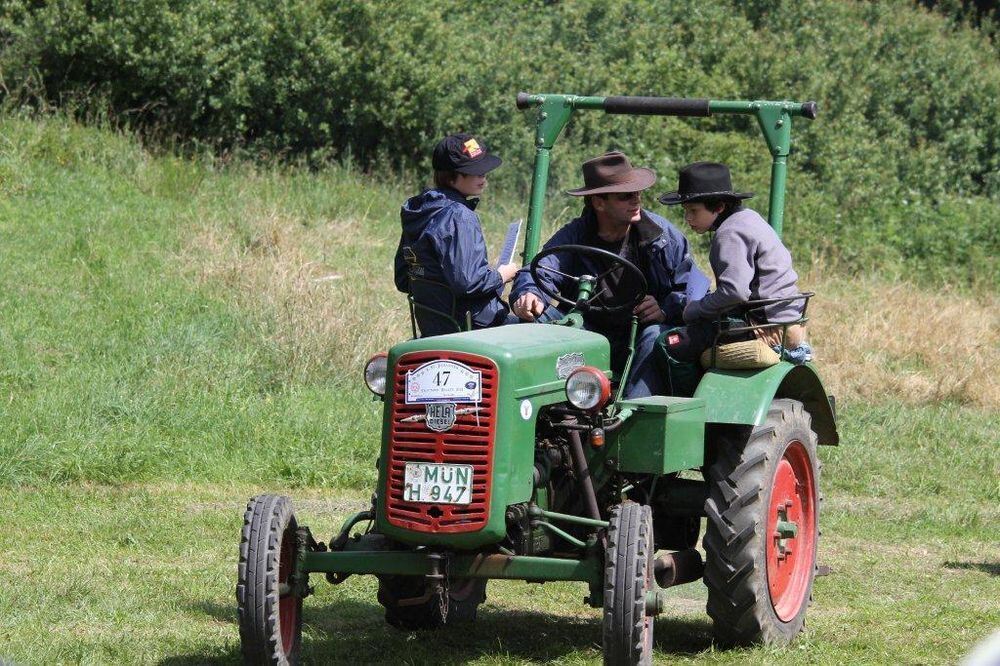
603 502 653 666
237 494 301 665
702 399 821 647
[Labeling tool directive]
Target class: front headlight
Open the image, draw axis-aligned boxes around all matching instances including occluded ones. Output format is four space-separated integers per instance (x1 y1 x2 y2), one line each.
565 366 611 411
364 353 388 396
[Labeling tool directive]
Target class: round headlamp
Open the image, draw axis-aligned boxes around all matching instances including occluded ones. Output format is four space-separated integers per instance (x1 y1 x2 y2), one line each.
565 366 611 411
364 353 388 396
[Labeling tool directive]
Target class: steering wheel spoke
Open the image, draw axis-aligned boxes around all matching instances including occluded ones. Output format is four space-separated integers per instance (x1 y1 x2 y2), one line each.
593 264 624 284
583 285 611 307
529 244 646 315
535 265 582 284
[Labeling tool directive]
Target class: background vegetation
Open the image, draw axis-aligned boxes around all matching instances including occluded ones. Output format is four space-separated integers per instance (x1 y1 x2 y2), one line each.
2 0 999 284
0 1 997 663
0 110 996 665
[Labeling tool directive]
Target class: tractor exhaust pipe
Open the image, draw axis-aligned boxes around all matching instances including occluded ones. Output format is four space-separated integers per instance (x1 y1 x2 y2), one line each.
654 549 704 588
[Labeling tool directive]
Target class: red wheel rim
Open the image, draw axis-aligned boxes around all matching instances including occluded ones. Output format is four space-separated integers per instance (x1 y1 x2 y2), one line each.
278 529 299 652
766 440 817 622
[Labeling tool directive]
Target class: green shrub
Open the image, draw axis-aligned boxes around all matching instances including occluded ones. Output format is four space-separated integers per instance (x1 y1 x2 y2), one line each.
1 0 998 284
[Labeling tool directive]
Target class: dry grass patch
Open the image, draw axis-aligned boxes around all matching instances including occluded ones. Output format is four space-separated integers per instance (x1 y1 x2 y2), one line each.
180 195 999 408
183 199 410 382
803 270 999 408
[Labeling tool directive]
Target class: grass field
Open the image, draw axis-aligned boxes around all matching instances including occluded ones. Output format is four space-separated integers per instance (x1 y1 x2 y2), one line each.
1 116 998 664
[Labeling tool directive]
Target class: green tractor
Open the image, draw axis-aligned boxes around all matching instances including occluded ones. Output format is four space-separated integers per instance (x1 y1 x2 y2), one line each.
237 92 838 665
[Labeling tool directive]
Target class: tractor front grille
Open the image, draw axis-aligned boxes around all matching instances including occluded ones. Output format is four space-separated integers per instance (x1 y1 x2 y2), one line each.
385 351 497 533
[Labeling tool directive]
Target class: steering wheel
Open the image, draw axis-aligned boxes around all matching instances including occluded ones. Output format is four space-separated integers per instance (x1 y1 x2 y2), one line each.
529 244 647 314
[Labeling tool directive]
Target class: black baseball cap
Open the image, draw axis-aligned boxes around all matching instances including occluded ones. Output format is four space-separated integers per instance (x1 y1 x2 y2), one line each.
432 133 502 175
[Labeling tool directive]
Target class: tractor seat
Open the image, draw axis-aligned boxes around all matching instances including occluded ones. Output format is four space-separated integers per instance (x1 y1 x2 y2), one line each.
701 293 814 370
405 275 471 339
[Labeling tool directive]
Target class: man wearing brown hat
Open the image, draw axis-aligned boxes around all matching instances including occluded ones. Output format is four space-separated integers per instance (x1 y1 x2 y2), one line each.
510 151 709 398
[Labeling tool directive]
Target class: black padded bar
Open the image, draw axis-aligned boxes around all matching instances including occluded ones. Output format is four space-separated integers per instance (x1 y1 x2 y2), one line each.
515 92 534 110
801 101 818 119
604 96 710 117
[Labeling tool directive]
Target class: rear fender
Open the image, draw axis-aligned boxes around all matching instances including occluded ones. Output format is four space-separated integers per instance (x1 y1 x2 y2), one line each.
693 362 839 445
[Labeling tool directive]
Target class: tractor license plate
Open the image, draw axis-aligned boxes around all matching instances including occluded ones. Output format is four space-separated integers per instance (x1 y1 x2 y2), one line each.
403 463 473 505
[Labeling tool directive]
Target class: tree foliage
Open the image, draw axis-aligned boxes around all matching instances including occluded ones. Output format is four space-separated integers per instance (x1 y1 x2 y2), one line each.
1 0 997 283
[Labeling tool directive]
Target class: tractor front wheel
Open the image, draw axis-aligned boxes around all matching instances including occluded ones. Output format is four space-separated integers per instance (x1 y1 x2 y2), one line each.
238 494 304 665
603 502 655 665
703 399 821 647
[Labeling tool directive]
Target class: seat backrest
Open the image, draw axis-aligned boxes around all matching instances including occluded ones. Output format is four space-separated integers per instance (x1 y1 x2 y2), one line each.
406 275 472 339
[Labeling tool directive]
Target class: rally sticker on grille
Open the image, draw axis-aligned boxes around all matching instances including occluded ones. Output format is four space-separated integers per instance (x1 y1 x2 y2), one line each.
405 360 482 404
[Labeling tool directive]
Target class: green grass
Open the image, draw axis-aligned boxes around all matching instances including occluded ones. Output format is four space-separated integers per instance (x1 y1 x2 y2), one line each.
0 113 571 489
1 115 997 664
1 421 997 665
0 115 393 488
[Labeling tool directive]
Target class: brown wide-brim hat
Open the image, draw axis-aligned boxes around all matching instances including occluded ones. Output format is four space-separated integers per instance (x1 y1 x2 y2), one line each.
566 151 656 196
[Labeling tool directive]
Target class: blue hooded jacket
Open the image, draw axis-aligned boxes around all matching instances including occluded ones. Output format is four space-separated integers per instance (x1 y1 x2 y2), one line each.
510 208 710 331
394 187 509 337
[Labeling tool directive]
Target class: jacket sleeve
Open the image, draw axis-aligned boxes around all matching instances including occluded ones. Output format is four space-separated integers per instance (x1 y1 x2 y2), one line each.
393 233 409 293
654 227 710 324
432 208 504 297
510 223 578 304
683 226 754 324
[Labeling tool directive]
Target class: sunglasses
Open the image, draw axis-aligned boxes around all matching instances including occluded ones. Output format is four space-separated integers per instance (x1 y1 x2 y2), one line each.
609 191 641 202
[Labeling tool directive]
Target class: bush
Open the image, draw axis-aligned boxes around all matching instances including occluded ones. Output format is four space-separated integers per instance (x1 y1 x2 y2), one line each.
1 0 997 284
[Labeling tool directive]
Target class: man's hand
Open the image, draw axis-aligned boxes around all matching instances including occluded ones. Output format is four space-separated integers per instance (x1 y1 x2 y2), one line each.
513 292 546 321
633 295 666 324
498 262 520 283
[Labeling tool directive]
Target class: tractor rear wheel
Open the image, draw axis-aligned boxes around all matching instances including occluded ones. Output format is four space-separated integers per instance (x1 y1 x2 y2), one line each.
603 502 655 666
703 399 821 647
377 575 487 630
238 494 303 665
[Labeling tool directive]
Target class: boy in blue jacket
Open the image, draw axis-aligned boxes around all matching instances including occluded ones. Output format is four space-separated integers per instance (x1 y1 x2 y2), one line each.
394 133 519 337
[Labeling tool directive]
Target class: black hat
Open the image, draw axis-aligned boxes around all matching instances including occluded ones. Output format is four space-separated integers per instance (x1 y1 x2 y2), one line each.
432 133 502 175
657 162 753 205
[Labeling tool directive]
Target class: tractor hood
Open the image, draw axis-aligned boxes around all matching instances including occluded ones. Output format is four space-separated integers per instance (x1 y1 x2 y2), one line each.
387 323 611 402
376 323 611 548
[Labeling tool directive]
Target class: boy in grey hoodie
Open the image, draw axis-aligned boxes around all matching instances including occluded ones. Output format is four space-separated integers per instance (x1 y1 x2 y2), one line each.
655 162 811 392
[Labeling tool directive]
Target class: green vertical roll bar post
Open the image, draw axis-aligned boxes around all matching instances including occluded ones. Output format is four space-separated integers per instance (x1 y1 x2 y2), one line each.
515 92 818 257
710 100 818 238
521 94 605 263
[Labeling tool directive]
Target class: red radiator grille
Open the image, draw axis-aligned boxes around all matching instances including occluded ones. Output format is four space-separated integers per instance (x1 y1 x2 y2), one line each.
385 351 497 533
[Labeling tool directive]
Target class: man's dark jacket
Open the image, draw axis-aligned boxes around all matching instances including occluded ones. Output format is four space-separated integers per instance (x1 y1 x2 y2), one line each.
510 208 710 333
